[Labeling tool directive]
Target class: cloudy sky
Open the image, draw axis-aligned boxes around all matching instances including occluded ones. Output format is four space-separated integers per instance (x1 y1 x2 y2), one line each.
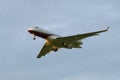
0 0 120 80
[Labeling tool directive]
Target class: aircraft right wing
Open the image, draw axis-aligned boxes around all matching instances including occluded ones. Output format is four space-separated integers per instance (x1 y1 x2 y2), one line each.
55 27 109 43
37 43 52 58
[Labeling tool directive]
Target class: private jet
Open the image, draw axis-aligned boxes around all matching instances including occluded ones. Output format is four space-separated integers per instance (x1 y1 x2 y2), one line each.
28 27 109 58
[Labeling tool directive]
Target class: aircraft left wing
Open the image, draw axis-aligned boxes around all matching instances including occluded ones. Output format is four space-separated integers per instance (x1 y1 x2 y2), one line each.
56 27 109 42
37 43 52 58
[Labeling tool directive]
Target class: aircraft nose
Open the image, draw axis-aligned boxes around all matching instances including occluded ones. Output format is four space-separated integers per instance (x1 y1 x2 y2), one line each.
28 28 33 33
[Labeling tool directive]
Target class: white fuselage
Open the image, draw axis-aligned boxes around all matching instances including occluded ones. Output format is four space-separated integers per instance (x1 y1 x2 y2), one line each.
28 27 60 39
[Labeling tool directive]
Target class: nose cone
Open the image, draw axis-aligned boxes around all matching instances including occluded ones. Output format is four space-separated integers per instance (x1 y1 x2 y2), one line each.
28 28 34 33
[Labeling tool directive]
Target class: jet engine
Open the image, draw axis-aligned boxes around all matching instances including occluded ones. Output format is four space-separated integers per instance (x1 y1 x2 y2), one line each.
63 40 82 49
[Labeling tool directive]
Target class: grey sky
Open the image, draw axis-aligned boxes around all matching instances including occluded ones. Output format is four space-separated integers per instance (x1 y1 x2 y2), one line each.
0 0 120 80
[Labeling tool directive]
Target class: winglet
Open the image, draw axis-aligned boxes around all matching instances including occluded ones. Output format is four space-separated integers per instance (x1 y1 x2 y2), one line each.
106 26 109 31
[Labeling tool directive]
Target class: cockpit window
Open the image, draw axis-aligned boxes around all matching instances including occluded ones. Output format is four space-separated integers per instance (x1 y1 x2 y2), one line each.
35 27 39 28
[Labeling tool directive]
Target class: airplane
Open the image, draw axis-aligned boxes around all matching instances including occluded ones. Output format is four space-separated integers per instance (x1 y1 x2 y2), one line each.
28 27 109 58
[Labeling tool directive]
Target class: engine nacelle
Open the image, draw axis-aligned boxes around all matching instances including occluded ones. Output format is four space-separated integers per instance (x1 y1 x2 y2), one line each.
63 42 73 49
63 40 82 49
73 40 83 45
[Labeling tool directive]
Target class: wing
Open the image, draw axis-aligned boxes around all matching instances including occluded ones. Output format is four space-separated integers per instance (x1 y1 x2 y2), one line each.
56 27 109 42
37 43 52 58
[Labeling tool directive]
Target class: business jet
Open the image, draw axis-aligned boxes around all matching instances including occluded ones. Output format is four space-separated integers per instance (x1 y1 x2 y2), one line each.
28 27 109 58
